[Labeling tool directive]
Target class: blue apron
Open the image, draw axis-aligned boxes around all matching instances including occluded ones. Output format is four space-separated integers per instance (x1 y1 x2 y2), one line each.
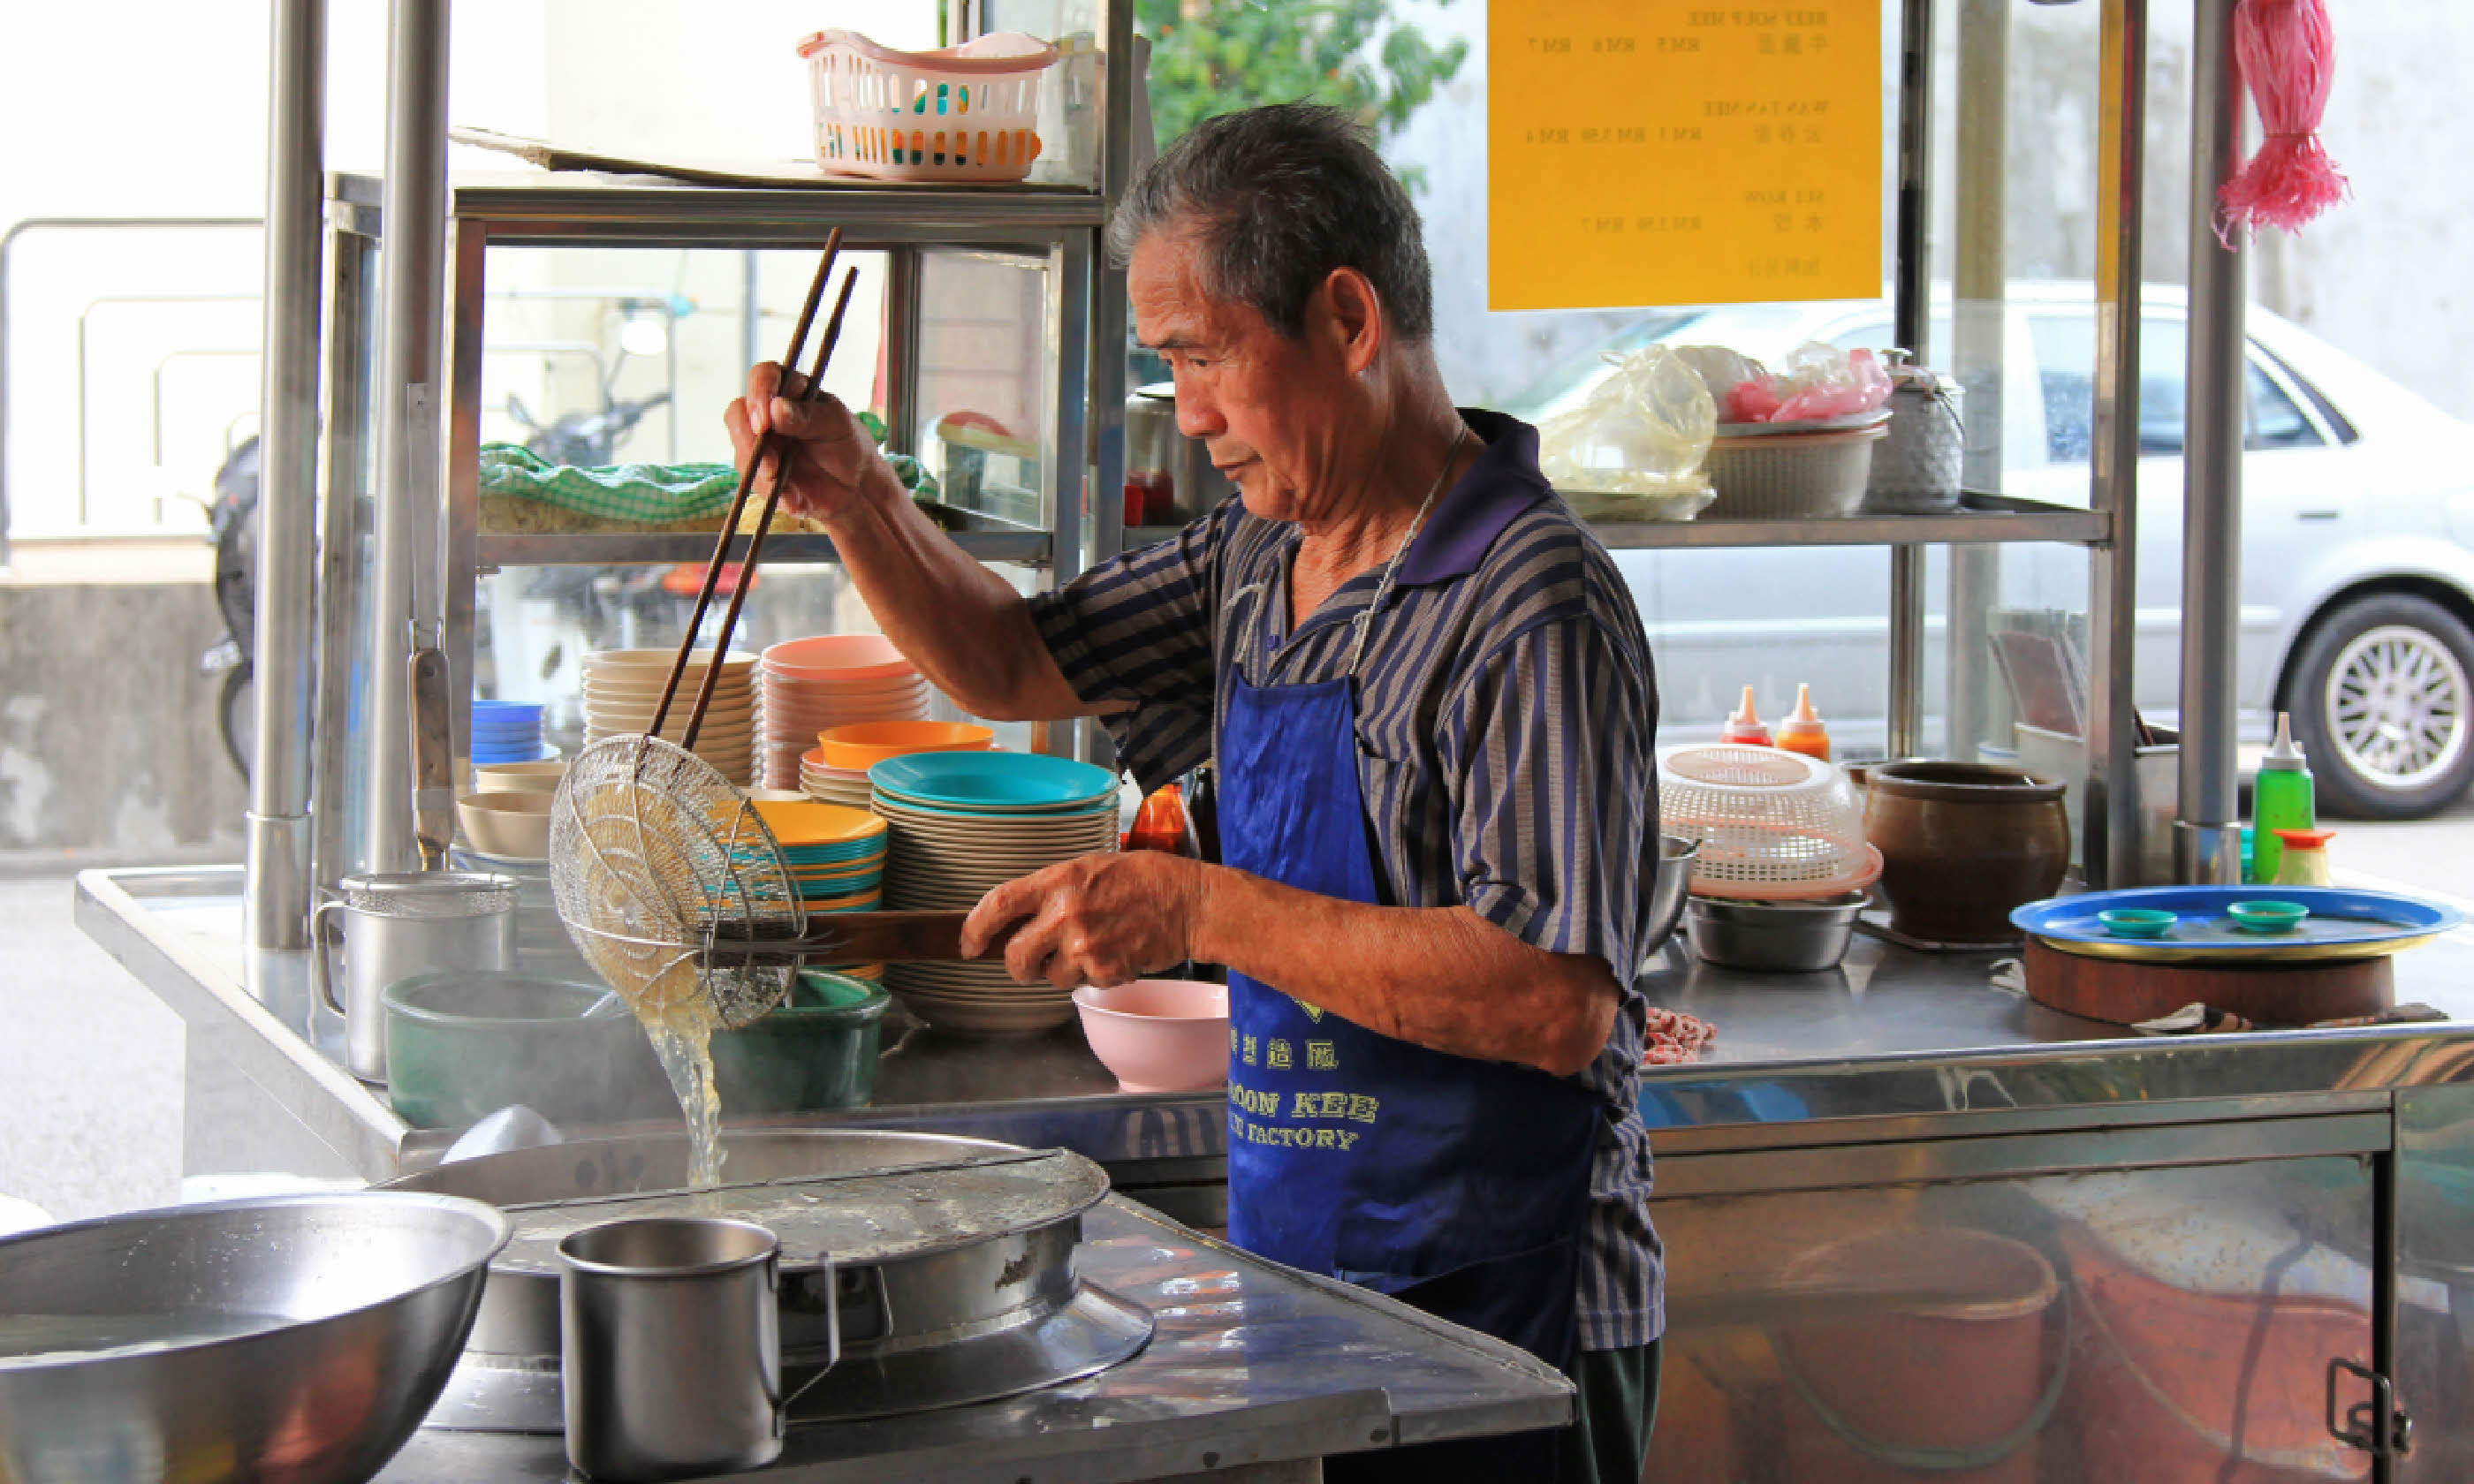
1217 534 1604 1477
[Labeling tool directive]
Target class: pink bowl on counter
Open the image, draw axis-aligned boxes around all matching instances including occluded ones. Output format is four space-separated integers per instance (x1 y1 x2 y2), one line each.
1072 980 1229 1094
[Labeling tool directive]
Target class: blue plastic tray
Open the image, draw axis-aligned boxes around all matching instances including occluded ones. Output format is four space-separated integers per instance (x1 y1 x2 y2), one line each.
2012 885 2462 963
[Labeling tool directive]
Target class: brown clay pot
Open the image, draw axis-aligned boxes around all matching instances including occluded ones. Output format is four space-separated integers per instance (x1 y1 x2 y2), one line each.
1863 761 2069 943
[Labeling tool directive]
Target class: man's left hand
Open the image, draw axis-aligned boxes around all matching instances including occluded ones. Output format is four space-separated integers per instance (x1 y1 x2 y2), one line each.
960 851 1209 990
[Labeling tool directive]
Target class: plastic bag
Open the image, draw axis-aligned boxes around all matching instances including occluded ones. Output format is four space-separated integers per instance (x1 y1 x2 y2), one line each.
1767 342 1893 422
1538 344 1717 499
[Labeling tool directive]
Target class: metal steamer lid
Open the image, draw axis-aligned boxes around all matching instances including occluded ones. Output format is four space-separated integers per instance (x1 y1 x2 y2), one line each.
335 870 519 917
492 1147 1111 1276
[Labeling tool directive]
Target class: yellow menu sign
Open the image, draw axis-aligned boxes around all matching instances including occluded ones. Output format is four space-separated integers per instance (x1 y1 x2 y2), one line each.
1489 2 1882 311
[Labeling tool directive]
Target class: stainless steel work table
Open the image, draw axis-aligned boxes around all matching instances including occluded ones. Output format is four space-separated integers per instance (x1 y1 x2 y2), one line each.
376 1198 1570 1482
73 865 2474 1479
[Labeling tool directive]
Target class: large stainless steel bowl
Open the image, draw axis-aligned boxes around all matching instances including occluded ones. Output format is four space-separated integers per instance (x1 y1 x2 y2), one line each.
0 1191 509 1484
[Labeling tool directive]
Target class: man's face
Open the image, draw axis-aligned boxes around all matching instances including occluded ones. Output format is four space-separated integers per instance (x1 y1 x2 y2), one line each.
1129 228 1369 526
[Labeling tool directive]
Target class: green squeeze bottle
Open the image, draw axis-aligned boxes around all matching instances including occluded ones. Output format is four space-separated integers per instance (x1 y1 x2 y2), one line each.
2250 712 2317 884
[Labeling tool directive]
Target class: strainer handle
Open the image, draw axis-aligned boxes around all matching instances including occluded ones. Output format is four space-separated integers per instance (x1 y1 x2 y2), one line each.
704 910 1021 967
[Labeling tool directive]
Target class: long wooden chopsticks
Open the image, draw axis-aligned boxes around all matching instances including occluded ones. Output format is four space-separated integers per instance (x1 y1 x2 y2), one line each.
646 228 844 744
678 267 862 751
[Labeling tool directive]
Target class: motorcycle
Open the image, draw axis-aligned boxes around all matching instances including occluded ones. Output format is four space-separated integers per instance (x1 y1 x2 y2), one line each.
206 390 675 783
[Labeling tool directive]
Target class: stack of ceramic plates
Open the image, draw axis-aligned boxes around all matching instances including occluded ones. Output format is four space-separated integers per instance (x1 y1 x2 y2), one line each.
759 636 930 791
581 649 758 786
739 798 889 987
801 721 994 810
470 700 551 765
871 751 1120 1036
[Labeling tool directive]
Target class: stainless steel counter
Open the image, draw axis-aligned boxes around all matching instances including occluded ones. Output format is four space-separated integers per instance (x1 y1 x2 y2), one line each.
376 1197 1571 1483
72 865 2474 1480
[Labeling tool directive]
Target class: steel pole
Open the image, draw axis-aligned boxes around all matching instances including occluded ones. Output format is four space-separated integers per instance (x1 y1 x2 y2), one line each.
1947 0 2007 762
363 0 452 877
2084 0 2148 887
243 0 327 1021
1886 0 1935 761
2175 0 2246 884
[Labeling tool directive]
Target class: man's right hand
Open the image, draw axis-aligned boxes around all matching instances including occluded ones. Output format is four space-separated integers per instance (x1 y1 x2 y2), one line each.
723 361 908 522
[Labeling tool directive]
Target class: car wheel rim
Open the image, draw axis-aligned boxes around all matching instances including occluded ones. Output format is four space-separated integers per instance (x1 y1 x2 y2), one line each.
2325 624 2470 792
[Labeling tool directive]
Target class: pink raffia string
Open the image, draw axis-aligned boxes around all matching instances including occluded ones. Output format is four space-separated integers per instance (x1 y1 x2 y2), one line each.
2216 0 2351 244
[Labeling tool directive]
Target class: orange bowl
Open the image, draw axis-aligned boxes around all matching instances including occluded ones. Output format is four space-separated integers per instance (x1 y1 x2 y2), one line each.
816 721 994 770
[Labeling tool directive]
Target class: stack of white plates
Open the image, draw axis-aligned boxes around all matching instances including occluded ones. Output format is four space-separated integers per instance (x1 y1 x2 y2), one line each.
871 751 1121 1037
800 749 875 809
580 648 758 786
758 635 930 791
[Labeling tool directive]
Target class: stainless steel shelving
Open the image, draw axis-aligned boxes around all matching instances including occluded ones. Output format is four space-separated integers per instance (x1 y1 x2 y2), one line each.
475 526 1051 570
1124 493 2107 556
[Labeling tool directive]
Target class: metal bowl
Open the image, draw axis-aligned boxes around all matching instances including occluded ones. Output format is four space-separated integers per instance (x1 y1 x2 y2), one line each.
1640 835 1701 970
1686 892 1868 973
0 1191 509 1483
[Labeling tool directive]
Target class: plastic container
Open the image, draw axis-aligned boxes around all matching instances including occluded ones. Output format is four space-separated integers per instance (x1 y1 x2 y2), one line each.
1658 744 1880 898
1775 1228 2060 1484
1774 683 1833 761
1704 418 1888 519
707 972 889 1113
1123 783 1193 854
1719 685 1772 746
2249 711 2317 884
2270 827 2335 888
796 30 1057 183
1072 980 1228 1094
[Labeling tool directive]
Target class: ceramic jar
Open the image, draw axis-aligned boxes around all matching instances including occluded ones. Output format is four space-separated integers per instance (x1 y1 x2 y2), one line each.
1863 761 2070 943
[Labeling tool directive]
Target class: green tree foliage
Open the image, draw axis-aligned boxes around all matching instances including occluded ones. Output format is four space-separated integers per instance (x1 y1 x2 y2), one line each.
1138 0 1467 156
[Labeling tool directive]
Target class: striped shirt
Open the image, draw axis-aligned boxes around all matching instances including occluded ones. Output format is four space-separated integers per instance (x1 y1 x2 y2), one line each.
1029 408 1663 1350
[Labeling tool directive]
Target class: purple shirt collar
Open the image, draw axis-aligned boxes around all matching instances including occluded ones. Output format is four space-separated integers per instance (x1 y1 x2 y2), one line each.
1394 408 1553 587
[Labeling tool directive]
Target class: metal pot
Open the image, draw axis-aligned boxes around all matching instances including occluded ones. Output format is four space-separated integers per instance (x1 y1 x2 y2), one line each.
1125 382 1235 525
1686 893 1866 973
315 872 518 1082
1640 835 1701 970
0 1192 508 1484
383 1129 1150 1433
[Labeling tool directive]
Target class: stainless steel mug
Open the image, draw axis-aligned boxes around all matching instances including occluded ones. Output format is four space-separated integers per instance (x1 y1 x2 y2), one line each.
313 871 517 1082
558 1217 838 1482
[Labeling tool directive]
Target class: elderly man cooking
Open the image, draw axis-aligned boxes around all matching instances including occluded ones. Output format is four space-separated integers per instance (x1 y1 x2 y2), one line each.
728 103 1661 1482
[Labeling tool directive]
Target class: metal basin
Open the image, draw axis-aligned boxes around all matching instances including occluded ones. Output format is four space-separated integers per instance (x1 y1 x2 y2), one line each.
0 1191 509 1484
383 1127 1151 1433
1640 835 1701 969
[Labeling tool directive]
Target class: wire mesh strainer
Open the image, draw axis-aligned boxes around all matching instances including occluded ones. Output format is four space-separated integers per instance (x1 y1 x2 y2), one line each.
1658 745 1882 899
550 735 806 1028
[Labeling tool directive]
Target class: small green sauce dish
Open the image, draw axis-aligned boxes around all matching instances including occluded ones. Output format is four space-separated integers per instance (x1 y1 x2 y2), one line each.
2097 908 2177 939
2227 899 2311 934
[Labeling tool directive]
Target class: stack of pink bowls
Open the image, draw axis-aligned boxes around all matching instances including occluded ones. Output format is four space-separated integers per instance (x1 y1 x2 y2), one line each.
757 636 930 791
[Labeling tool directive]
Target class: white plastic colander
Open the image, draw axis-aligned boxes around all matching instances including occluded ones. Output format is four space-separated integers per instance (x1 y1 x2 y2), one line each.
1657 744 1882 899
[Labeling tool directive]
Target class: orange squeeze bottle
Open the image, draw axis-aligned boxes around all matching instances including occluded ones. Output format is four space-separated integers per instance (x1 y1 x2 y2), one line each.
1775 684 1833 761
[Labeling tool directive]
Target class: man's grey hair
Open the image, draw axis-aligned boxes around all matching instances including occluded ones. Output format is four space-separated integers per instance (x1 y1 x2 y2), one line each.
1107 102 1434 344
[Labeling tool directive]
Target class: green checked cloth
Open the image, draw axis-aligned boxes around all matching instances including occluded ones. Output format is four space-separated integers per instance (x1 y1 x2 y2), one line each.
479 439 937 523
479 444 740 522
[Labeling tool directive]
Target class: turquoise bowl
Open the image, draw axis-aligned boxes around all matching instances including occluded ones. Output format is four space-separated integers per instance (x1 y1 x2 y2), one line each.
2227 899 2311 934
2097 908 2177 939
